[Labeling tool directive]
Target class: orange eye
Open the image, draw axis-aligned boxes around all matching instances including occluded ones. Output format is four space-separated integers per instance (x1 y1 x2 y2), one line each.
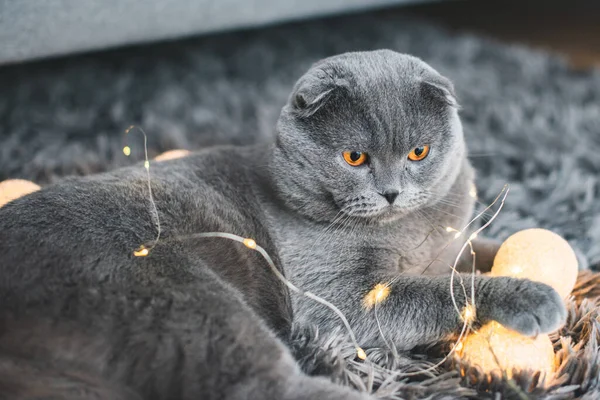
408 145 430 161
343 151 367 166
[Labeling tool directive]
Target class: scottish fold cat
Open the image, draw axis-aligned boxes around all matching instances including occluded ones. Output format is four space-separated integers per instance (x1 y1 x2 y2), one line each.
0 50 565 399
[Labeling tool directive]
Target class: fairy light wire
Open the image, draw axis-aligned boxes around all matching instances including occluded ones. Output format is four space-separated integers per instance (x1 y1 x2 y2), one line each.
123 125 161 254
449 185 510 319
360 184 510 377
121 127 514 377
173 232 366 359
122 127 367 358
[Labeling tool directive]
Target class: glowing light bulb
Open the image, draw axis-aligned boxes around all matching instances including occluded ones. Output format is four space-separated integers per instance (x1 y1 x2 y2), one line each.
243 238 257 249
458 322 555 378
363 283 391 309
356 347 367 360
446 226 462 239
461 304 476 324
133 246 149 257
491 229 578 298
123 146 131 156
144 161 150 170
469 183 477 199
510 266 523 274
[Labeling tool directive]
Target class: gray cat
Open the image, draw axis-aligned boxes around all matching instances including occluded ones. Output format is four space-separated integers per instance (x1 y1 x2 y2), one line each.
0 50 565 399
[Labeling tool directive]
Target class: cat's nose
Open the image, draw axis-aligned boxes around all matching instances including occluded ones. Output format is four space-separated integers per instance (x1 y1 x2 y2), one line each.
380 190 399 205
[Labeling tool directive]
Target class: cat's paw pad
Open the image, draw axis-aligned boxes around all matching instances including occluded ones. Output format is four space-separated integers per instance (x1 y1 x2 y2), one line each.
481 278 567 336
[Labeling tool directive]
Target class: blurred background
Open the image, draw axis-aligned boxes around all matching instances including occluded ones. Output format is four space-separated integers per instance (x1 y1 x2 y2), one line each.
1 0 599 268
1 0 599 67
414 0 600 69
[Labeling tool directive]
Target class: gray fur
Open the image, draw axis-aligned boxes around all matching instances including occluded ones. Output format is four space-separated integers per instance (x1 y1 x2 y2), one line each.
0 51 566 398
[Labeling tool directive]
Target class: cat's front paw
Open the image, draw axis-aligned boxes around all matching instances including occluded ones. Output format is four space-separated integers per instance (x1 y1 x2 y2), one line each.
478 277 567 336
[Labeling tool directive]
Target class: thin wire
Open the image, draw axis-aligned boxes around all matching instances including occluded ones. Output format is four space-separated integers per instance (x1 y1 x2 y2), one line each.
124 125 161 253
468 240 476 308
120 127 513 377
368 185 510 377
362 311 473 378
449 185 510 318
173 231 366 359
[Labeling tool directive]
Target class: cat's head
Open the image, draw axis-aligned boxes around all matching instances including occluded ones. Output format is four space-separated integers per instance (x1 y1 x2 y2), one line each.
271 50 470 223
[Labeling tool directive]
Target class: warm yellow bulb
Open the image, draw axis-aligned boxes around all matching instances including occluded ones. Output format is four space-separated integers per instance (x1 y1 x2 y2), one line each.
356 347 367 360
469 183 477 199
133 247 149 257
363 283 391 309
491 228 578 298
458 321 555 378
155 149 191 162
243 238 257 249
445 227 462 239
461 304 476 324
123 146 131 156
0 179 41 208
454 341 463 352
510 265 523 274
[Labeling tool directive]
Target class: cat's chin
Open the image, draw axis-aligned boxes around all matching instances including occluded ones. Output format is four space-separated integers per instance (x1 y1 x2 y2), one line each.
375 208 414 224
342 207 408 225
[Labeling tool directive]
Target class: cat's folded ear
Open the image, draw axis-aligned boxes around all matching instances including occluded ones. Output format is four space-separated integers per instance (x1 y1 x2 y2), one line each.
420 75 460 109
289 67 348 117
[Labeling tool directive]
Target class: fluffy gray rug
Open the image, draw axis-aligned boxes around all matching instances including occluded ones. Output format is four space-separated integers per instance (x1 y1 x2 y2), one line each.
1 8 599 399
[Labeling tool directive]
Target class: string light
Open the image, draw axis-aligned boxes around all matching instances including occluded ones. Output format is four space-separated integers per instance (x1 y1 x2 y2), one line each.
458 228 579 377
120 127 514 377
368 185 510 378
123 125 161 257
450 185 510 319
469 183 477 199
461 303 476 324
356 348 367 360
352 185 510 378
510 265 523 274
243 238 257 249
445 226 463 239
173 232 367 361
121 130 369 360
363 283 391 310
133 246 149 257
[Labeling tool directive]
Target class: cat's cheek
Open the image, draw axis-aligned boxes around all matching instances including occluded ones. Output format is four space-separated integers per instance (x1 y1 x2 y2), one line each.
406 162 435 185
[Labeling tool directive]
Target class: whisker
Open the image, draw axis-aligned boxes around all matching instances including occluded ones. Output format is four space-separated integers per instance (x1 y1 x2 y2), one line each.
313 209 348 245
467 153 497 158
415 209 444 236
427 205 467 220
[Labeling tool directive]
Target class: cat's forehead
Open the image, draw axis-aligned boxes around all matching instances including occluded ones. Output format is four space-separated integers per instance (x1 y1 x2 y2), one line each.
319 51 432 90
349 96 449 154
326 55 449 148
288 51 457 151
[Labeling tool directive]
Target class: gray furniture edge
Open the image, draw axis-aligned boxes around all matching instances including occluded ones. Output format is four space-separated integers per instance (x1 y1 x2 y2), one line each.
0 0 435 65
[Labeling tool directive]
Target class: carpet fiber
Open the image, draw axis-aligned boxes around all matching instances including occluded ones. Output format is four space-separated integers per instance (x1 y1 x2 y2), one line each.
1 8 599 399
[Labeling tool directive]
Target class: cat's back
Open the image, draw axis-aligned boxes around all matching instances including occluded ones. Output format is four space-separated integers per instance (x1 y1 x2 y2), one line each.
0 144 274 288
